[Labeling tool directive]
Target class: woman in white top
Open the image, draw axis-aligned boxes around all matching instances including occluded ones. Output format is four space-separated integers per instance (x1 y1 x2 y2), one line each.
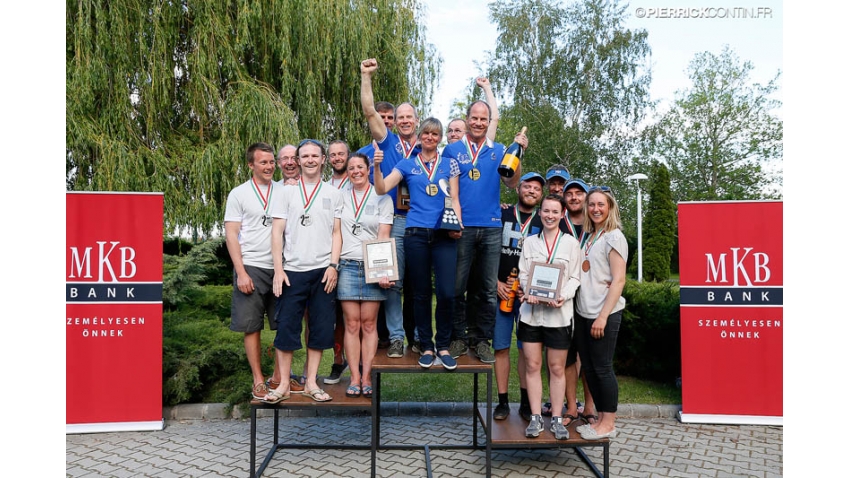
516 194 581 439
574 186 628 440
337 152 394 399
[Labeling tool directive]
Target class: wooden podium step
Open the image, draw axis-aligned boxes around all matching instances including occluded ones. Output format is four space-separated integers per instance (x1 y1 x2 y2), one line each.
480 404 610 447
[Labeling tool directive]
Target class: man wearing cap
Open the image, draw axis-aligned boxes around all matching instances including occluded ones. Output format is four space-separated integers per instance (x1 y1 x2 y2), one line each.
442 100 528 363
492 171 545 420
545 164 570 196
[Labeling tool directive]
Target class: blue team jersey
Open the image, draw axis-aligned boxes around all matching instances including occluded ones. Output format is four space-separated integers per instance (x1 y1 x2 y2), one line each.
442 137 506 228
372 127 420 215
393 155 460 229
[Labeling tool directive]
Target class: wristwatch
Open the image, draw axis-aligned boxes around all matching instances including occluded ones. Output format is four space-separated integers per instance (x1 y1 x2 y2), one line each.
329 262 340 271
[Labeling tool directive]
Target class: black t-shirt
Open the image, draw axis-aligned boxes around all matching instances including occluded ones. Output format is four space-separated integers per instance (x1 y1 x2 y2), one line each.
498 205 544 282
559 217 586 245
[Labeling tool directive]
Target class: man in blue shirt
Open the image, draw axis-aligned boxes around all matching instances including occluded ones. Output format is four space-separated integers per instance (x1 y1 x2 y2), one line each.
442 100 528 363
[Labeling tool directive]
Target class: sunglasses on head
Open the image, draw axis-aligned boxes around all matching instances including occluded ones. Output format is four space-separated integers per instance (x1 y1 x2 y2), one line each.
589 185 613 194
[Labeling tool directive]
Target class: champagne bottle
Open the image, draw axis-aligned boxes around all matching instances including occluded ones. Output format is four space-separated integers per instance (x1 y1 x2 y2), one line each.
499 267 520 313
498 126 527 178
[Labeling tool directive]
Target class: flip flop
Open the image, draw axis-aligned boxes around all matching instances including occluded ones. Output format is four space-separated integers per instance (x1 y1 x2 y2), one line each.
305 387 333 402
346 385 362 398
362 386 373 399
263 389 290 404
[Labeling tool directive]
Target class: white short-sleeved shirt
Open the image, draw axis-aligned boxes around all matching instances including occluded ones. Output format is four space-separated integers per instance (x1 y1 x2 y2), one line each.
340 185 394 260
576 229 628 318
517 232 582 328
270 180 344 272
224 179 277 269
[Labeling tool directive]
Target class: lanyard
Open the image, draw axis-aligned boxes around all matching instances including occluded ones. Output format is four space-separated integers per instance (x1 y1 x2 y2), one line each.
251 178 272 213
351 185 373 222
298 180 323 215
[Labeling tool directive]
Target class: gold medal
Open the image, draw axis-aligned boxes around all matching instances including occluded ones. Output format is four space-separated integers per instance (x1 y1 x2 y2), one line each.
582 260 590 272
468 168 481 181
426 184 439 196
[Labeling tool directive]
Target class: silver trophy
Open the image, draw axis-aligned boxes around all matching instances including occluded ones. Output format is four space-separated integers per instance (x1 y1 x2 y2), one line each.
437 179 461 231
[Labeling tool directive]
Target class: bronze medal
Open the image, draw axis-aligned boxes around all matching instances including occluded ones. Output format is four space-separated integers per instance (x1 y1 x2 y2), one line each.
426 184 439 196
582 260 590 272
468 168 481 181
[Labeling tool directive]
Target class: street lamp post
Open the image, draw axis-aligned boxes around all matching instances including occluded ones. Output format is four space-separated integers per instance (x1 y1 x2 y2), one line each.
626 173 648 282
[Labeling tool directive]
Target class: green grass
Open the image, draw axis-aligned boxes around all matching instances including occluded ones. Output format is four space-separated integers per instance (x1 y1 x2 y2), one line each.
259 329 681 405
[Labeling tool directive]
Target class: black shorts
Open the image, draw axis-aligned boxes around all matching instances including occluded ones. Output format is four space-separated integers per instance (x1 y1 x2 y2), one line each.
516 321 572 350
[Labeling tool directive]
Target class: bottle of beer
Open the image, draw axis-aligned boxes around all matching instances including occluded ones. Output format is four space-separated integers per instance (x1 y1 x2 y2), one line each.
499 267 520 313
497 126 527 178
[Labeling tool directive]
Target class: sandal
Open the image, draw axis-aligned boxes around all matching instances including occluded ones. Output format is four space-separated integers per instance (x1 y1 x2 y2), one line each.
580 413 599 425
346 384 362 398
305 387 333 402
263 389 290 404
362 385 373 399
563 414 579 427
252 382 269 400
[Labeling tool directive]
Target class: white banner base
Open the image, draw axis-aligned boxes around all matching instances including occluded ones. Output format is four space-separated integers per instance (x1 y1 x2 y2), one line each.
678 411 782 426
66 419 165 434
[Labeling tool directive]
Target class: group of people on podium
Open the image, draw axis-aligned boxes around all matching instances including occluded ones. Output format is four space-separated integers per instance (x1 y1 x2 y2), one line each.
224 58 627 441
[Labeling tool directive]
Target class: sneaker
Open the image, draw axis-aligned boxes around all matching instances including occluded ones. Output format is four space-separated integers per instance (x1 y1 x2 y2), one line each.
494 403 510 420
410 340 422 355
418 353 435 368
438 353 457 370
525 414 544 438
323 360 348 384
449 339 469 358
474 342 495 363
387 339 404 358
550 416 570 440
519 405 532 422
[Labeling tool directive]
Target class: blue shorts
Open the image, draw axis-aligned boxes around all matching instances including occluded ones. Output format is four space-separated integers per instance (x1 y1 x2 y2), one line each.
337 259 387 302
493 307 523 351
273 268 336 351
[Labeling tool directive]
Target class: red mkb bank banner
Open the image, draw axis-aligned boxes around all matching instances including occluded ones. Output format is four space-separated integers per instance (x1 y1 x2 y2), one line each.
678 201 782 425
66 192 164 433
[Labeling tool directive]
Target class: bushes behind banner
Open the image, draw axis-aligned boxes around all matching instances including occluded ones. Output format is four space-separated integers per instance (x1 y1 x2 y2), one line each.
617 280 681 383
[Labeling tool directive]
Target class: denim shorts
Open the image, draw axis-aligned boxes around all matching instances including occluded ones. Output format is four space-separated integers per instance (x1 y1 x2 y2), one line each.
337 259 387 302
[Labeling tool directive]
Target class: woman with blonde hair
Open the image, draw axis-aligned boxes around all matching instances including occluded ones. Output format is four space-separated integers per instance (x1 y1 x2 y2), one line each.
574 186 627 439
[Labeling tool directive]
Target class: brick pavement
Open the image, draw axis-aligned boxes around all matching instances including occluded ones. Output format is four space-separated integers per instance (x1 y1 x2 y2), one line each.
67 414 782 477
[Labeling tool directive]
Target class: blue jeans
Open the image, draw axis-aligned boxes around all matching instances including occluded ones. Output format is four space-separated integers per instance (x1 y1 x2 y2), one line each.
575 311 622 413
404 227 457 352
384 216 406 342
452 226 500 344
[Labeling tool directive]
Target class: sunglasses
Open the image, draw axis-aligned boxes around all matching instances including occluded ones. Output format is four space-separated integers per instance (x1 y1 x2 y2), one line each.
298 139 324 148
588 185 613 194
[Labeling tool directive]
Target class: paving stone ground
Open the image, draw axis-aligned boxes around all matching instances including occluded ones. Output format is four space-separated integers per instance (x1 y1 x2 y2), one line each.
67 415 782 477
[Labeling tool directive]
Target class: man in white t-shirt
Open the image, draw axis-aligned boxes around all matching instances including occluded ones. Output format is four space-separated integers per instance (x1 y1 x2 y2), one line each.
265 140 344 403
224 142 281 401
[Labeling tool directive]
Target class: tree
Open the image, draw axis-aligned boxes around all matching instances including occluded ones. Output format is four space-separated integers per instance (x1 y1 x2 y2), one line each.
642 46 783 202
483 0 652 191
67 0 439 235
642 162 676 282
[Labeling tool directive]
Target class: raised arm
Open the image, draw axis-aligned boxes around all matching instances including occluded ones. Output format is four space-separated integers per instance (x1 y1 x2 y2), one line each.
501 129 528 189
361 58 388 142
477 77 500 142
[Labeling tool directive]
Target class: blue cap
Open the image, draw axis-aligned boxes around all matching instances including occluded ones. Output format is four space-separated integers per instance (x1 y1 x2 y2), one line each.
545 165 570 182
564 178 589 193
519 171 546 186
